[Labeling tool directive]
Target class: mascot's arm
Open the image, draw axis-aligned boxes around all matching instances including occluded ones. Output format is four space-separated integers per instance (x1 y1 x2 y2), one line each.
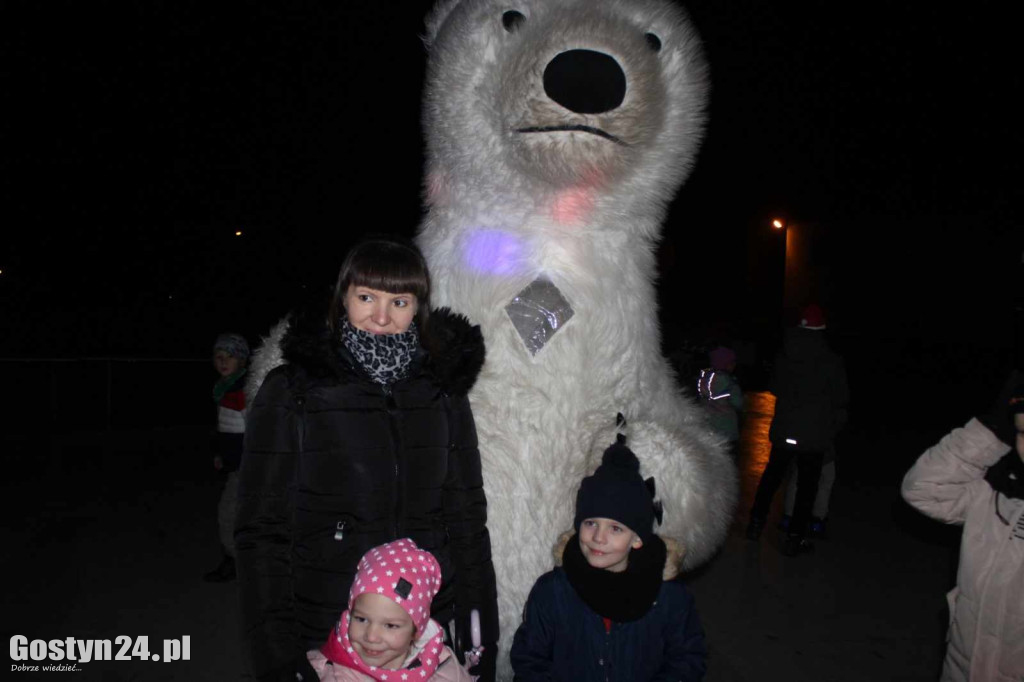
650 585 707 682
235 366 305 681
442 392 500 681
508 575 556 681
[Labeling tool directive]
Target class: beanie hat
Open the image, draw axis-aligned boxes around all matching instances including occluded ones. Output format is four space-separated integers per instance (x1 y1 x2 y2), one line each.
1010 386 1024 417
321 539 446 680
799 304 826 330
978 371 1023 447
213 333 250 361
347 538 442 634
709 346 737 371
574 436 657 541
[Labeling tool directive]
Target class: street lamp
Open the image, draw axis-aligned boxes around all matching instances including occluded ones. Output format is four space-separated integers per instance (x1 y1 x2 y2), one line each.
770 218 792 323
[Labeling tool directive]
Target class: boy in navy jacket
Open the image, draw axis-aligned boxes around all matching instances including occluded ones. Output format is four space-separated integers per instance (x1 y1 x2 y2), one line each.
510 436 707 681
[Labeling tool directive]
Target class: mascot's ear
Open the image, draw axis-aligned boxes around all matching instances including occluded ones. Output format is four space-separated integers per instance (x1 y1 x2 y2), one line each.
424 0 462 46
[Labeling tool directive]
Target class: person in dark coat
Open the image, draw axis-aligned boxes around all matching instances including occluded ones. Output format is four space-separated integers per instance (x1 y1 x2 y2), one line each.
235 237 499 682
745 303 849 555
510 436 707 681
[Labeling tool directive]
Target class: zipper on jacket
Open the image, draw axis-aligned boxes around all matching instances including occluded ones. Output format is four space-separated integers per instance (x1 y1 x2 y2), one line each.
440 390 460 640
601 620 614 682
382 383 403 538
291 383 307 562
293 393 306 460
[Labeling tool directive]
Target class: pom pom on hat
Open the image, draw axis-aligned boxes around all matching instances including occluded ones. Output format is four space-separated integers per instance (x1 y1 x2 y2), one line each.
799 304 826 330
574 435 657 540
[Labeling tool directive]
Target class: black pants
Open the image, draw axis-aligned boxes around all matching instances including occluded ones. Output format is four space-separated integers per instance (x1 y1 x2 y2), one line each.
751 444 825 537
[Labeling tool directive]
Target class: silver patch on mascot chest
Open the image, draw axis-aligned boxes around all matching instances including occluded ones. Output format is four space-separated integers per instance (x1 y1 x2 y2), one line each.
505 277 575 356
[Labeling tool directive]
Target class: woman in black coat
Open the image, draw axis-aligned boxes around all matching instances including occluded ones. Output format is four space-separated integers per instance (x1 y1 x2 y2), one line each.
235 237 499 681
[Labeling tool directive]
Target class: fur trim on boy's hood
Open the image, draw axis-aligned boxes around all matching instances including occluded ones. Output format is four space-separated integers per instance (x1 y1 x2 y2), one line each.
245 298 485 400
551 530 683 582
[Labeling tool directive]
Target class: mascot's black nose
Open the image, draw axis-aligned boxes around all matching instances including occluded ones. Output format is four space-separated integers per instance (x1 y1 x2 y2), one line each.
543 49 626 115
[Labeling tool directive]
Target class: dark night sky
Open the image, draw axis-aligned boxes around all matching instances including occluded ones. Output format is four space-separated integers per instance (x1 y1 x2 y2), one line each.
2 2 1021 365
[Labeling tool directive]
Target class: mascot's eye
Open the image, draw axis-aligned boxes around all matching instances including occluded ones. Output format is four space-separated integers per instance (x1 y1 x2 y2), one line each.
502 10 526 33
645 32 662 53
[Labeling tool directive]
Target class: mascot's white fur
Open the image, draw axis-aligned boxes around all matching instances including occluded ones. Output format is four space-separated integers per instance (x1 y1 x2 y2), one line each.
416 0 737 675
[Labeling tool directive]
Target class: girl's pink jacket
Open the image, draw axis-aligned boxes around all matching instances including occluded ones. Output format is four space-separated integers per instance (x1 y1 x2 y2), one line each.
307 646 476 682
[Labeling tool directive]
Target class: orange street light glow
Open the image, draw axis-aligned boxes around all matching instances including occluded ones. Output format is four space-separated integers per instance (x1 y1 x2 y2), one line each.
772 219 784 229
235 230 243 236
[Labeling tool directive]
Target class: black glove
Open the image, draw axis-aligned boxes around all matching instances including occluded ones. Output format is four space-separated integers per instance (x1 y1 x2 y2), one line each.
448 617 496 682
468 642 497 682
977 370 1022 446
291 652 318 682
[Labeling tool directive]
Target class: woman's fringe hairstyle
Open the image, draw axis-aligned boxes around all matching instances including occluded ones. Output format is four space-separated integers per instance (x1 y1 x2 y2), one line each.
329 235 432 336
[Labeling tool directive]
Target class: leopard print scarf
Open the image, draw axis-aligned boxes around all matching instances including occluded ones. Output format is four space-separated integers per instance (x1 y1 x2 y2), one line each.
340 318 419 386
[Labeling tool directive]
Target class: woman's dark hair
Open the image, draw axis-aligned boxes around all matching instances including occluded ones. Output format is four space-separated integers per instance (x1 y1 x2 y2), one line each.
329 235 431 334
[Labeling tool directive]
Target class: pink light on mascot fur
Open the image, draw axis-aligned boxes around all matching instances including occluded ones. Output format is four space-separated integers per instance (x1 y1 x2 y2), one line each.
416 1 737 677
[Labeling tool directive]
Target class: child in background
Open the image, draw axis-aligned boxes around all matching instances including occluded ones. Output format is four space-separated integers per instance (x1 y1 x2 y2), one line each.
203 332 249 583
510 436 707 681
901 373 1024 681
696 345 744 450
307 539 476 681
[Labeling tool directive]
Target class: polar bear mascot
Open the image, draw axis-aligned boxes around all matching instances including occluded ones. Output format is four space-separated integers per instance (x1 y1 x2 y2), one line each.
416 0 738 674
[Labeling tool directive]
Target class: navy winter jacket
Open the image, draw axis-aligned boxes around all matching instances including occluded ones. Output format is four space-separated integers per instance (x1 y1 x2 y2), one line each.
510 568 706 681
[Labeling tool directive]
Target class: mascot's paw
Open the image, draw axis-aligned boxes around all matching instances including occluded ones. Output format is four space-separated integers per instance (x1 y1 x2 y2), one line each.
586 416 736 571
662 536 684 580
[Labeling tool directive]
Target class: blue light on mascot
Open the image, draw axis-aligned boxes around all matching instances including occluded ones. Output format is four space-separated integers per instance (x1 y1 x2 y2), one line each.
416 1 737 678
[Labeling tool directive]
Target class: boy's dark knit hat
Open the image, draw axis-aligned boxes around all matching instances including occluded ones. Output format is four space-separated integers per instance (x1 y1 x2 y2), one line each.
213 333 250 361
574 435 657 541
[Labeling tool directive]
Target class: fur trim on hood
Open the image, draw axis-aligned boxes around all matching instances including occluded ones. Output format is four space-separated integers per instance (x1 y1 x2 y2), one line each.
245 300 485 400
552 530 683 582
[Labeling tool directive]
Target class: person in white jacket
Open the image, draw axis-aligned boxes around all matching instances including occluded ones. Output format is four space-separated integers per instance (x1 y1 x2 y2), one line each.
901 374 1024 682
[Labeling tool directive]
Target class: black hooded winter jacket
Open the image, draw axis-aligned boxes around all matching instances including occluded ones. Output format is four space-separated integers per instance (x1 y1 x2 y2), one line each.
235 305 498 681
767 327 849 453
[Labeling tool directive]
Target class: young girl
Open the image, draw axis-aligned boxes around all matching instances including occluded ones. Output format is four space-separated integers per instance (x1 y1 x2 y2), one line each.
901 374 1024 681
696 345 744 447
307 539 476 681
